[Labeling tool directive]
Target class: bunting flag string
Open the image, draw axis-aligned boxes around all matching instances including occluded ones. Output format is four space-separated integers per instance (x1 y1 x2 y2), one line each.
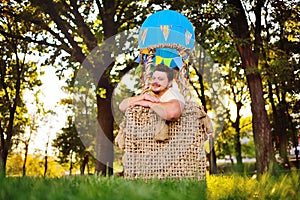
134 54 186 69
160 25 172 41
185 29 192 45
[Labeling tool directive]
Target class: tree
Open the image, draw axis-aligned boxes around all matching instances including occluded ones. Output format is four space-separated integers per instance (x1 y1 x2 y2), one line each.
54 69 98 175
53 116 86 175
6 152 68 177
225 0 274 174
225 0 299 172
0 2 42 175
261 0 300 168
21 114 38 176
14 0 152 176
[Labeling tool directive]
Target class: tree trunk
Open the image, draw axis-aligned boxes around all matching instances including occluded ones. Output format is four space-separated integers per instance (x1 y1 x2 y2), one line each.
287 112 299 169
44 155 48 178
209 138 218 174
263 40 289 168
0 125 6 177
246 66 273 174
0 148 8 178
234 102 243 169
278 92 290 166
69 151 73 176
0 47 22 177
94 0 118 176
228 0 274 174
96 72 114 176
38 0 121 176
22 142 29 177
80 152 89 175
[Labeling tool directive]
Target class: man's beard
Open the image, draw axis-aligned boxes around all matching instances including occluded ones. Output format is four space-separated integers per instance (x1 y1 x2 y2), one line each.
152 85 168 96
153 90 160 95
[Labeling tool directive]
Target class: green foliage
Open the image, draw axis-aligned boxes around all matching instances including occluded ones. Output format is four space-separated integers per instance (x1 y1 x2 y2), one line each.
0 0 43 174
52 117 86 166
6 153 68 177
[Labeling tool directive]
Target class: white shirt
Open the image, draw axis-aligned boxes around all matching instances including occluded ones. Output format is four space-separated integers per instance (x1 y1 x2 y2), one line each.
159 87 185 104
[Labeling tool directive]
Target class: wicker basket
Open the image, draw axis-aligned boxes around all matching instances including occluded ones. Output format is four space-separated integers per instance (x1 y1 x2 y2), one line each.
122 101 207 179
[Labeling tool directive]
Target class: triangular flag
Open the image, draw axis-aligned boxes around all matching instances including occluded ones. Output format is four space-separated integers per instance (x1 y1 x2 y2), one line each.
185 29 192 45
185 57 189 64
143 55 148 64
135 64 142 74
160 25 172 41
140 48 149 54
163 58 172 67
155 56 163 65
169 60 177 68
140 28 148 44
173 57 183 68
134 55 141 63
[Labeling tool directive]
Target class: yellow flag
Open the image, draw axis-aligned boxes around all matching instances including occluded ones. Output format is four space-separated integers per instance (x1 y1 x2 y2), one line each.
155 56 163 65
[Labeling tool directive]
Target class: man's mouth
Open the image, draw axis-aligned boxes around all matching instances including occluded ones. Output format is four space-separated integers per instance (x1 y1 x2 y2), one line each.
152 83 160 88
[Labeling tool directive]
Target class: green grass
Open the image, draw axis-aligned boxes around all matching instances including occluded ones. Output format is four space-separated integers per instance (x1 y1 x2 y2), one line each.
0 171 299 200
0 176 206 200
207 171 300 200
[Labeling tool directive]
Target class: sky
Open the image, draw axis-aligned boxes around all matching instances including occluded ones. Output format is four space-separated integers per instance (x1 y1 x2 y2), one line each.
25 66 69 155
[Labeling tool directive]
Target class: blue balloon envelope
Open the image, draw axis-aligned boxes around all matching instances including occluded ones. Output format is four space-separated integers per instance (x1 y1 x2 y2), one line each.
138 10 195 68
138 10 195 53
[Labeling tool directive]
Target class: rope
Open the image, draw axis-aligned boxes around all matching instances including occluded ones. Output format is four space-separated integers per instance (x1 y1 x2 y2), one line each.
142 49 154 94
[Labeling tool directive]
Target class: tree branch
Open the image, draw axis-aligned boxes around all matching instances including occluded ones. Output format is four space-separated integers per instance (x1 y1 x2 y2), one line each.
69 1 98 51
38 0 87 63
0 28 58 48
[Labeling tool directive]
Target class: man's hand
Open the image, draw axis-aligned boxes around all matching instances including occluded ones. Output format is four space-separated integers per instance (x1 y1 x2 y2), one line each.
119 92 160 112
130 100 153 107
143 93 160 102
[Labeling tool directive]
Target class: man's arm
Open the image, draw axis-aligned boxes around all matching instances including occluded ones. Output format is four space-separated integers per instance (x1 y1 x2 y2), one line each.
132 99 184 121
119 93 160 112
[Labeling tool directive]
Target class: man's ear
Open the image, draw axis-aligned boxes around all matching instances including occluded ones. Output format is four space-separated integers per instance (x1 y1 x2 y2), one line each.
168 81 172 88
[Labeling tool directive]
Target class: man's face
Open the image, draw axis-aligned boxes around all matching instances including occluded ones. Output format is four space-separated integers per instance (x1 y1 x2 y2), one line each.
151 71 171 94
